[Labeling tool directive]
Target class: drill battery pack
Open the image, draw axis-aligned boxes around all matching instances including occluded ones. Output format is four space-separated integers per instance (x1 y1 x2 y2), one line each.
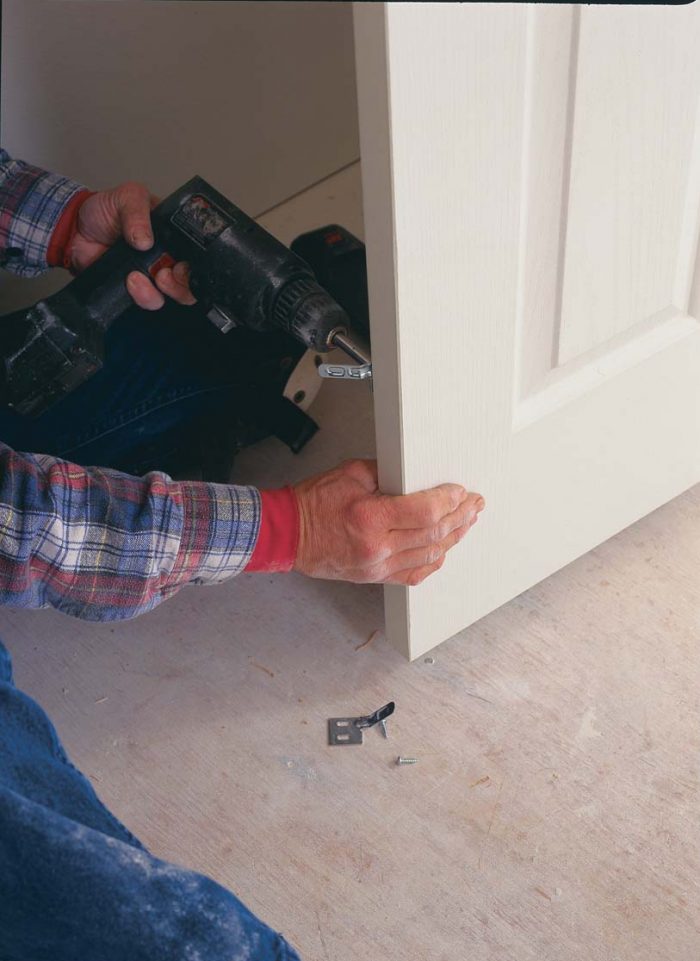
290 224 370 343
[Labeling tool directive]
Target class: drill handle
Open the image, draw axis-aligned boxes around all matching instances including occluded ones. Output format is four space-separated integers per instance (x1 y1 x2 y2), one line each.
67 225 174 331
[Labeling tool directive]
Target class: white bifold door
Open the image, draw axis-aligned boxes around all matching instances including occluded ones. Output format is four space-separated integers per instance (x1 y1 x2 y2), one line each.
354 4 700 659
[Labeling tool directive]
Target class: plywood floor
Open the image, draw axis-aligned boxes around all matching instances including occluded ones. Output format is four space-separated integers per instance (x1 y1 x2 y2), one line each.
2 165 699 961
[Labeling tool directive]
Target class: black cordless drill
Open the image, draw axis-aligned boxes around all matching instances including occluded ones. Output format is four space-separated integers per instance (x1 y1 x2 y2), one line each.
0 176 371 416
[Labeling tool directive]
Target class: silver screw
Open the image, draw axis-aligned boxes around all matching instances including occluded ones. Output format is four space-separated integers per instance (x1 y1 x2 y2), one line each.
396 756 418 765
379 719 389 739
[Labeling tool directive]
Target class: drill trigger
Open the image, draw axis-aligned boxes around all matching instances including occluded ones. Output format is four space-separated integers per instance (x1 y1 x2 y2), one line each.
147 253 176 280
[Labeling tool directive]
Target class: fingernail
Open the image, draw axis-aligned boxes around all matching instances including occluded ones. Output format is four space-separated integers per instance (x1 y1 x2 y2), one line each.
467 509 477 525
173 262 190 283
132 230 152 250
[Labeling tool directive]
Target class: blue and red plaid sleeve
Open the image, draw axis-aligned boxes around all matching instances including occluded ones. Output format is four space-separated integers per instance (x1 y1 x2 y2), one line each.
0 148 85 277
0 148 279 616
0 443 261 621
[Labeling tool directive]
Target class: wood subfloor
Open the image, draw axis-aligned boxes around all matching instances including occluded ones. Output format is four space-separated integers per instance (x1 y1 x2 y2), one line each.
2 165 699 960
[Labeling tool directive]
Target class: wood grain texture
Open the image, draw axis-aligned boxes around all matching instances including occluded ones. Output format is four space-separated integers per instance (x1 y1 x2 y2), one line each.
352 4 411 653
515 5 579 399
354 4 700 658
559 7 700 363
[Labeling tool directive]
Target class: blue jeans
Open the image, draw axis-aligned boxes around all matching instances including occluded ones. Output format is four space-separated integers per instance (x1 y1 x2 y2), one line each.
0 304 303 959
0 299 302 476
0 639 301 960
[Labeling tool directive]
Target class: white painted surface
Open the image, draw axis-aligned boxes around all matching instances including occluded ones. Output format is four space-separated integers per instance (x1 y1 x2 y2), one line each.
355 4 700 659
559 8 700 364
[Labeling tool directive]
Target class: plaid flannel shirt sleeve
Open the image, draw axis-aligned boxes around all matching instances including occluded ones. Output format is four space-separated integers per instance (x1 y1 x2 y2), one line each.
0 443 261 621
0 148 85 277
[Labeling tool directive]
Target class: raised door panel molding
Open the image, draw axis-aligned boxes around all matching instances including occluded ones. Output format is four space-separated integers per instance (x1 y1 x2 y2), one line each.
515 6 700 427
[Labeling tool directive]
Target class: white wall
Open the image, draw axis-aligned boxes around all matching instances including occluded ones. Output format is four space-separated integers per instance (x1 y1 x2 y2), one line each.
1 0 359 307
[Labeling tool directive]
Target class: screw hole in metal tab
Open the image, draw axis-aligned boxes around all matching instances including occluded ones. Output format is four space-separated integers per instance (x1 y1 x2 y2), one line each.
328 702 394 746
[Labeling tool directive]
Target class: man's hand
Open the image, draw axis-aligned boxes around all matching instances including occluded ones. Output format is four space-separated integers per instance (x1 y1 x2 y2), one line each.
293 459 484 586
68 182 196 310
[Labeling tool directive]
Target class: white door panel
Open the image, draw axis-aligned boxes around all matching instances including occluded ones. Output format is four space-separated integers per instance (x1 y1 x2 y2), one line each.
555 9 700 364
354 3 700 659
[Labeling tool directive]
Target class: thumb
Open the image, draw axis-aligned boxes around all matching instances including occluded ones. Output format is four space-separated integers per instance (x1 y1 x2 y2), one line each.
115 182 154 251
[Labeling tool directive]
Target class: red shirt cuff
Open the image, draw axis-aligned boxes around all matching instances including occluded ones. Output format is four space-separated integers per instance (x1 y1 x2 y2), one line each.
47 189 94 271
244 486 300 573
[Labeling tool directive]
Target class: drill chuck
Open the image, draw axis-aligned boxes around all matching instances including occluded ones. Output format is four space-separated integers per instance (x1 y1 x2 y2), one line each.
272 277 349 352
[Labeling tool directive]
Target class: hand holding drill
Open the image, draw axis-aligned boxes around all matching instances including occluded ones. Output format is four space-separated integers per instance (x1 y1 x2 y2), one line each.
64 181 195 308
48 178 486 585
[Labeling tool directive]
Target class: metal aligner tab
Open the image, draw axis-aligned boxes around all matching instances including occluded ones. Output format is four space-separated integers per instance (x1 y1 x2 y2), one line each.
328 701 395 746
